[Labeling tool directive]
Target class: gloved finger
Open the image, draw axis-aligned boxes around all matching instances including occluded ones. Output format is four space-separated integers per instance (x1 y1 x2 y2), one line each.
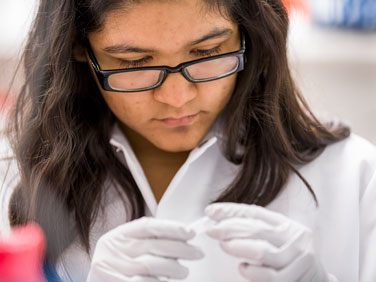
108 217 195 241
277 251 328 282
238 262 279 282
206 217 291 247
86 262 164 282
218 230 308 269
124 275 163 282
120 238 204 260
219 238 272 265
205 203 287 226
92 253 190 279
134 255 190 279
86 267 163 282
239 251 327 282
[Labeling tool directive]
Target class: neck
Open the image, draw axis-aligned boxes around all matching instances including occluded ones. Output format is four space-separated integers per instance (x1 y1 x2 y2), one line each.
120 124 190 203
121 124 190 165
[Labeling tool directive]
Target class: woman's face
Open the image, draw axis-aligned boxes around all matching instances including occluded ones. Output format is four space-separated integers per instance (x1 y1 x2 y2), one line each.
88 0 240 153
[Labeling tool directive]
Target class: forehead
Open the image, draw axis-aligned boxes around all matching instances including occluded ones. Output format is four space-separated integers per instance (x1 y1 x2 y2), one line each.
89 0 237 50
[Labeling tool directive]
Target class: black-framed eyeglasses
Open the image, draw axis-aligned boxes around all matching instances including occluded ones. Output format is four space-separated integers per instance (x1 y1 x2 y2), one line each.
86 33 246 93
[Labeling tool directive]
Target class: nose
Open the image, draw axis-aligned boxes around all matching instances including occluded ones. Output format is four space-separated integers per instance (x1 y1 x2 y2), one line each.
152 72 198 108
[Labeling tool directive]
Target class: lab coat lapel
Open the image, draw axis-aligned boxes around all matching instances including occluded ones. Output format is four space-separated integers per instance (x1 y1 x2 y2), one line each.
109 125 158 216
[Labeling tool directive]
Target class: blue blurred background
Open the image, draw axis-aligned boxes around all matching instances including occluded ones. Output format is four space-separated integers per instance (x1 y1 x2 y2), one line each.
310 0 376 29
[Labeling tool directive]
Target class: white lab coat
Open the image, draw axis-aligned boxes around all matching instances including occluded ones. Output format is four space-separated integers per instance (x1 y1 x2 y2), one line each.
1 124 376 282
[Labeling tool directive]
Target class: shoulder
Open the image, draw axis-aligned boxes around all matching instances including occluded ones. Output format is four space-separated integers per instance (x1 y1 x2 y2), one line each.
299 134 376 197
316 134 376 170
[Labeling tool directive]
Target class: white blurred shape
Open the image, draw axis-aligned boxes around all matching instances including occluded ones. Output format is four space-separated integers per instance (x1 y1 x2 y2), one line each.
309 0 344 25
288 11 376 144
0 0 39 57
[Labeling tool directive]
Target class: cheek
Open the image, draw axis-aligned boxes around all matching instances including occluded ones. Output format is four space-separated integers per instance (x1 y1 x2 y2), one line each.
221 77 237 105
89 66 150 123
101 91 147 124
200 75 237 111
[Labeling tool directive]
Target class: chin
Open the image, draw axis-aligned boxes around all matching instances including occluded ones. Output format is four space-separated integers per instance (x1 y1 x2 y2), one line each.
149 125 209 153
154 137 202 153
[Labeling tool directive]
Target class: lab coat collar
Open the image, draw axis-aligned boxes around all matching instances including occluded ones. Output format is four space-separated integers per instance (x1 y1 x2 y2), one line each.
108 122 221 216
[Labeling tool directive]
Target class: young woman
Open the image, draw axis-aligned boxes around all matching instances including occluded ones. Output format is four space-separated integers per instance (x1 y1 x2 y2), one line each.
3 0 376 281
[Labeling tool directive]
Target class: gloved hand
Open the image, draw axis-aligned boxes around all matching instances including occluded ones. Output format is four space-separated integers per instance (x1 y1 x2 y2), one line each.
205 203 338 282
86 216 204 282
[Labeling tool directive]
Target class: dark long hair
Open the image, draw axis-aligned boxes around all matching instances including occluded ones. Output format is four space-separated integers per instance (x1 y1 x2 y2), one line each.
8 0 349 271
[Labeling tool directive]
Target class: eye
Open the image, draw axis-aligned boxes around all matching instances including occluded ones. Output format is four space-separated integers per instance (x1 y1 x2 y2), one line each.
118 56 152 68
191 46 222 57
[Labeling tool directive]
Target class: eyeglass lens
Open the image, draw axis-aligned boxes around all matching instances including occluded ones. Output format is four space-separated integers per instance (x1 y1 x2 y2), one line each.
107 55 240 91
185 56 239 80
108 70 163 91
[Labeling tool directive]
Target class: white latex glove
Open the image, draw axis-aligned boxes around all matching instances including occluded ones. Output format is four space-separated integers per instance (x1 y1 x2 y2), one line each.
86 217 204 282
205 203 338 282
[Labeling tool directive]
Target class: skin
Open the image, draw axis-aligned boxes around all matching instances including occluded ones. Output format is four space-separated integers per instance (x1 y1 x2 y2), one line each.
79 0 241 202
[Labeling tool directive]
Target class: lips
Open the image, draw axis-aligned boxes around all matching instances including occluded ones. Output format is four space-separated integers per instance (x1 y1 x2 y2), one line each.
158 113 199 127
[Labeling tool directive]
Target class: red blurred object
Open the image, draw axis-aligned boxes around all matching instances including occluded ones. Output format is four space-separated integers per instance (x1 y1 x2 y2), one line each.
282 0 310 16
0 223 46 282
0 91 13 113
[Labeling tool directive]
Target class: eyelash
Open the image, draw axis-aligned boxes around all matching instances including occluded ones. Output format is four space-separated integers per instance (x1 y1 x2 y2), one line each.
192 46 222 56
118 46 223 68
119 57 151 68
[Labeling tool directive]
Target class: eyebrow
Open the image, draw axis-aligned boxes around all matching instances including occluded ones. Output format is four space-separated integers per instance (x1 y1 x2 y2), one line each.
102 28 233 54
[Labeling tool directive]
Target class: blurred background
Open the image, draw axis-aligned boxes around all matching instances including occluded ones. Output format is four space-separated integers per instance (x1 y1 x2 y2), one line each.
285 0 376 144
0 0 375 144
